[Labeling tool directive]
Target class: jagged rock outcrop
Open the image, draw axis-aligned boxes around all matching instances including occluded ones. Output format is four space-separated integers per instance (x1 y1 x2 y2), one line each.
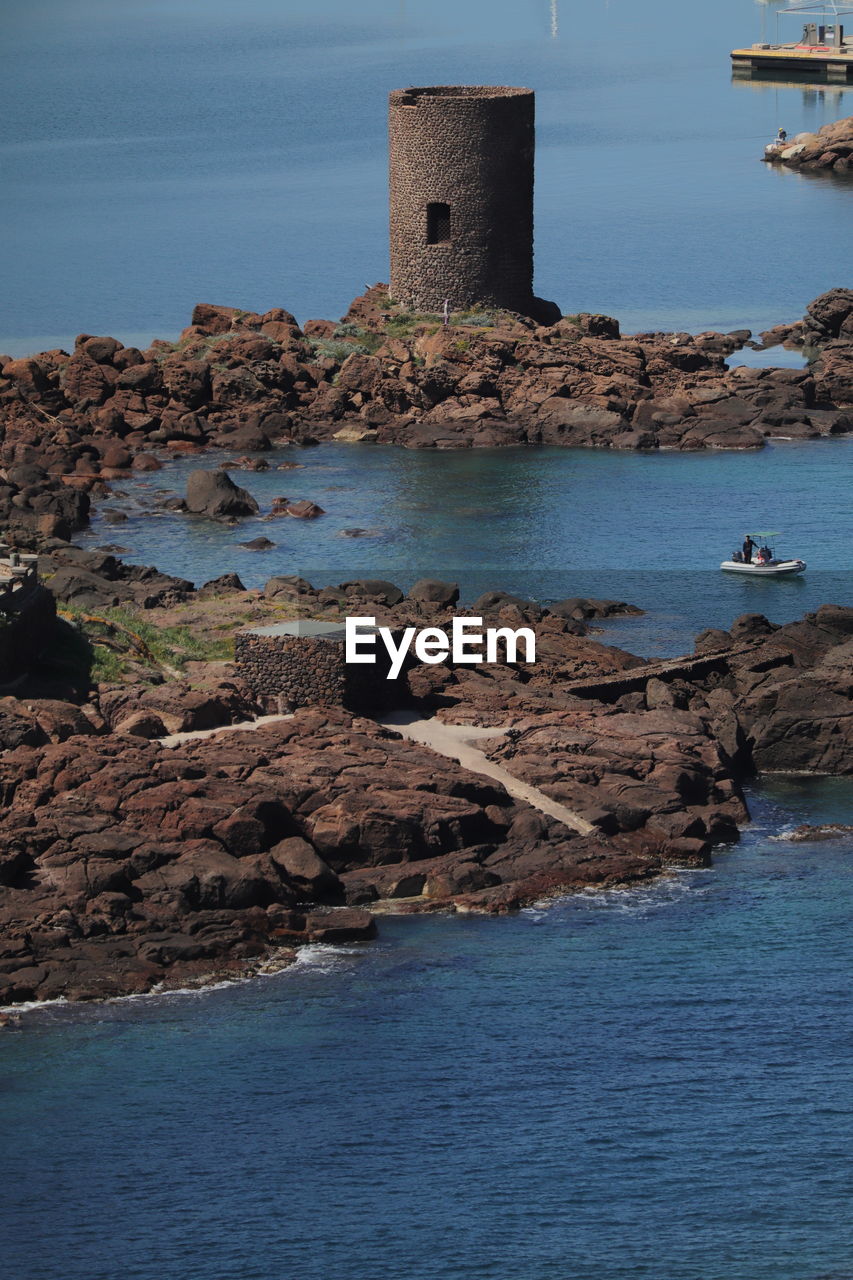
0 707 654 1004
1 288 852 555
0 576 849 1008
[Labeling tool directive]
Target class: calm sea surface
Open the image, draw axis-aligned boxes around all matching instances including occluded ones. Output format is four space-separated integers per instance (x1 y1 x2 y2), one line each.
2 3 852 1277
2 0 853 354
2 781 852 1280
77 437 853 656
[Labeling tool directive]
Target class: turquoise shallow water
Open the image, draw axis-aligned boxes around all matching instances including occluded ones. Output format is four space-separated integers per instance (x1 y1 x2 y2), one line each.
78 436 853 655
2 780 851 1280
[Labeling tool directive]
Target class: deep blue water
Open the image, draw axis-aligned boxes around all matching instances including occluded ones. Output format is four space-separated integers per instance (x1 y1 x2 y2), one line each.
4 3 853 1275
77 437 853 655
2 779 851 1280
3 0 853 355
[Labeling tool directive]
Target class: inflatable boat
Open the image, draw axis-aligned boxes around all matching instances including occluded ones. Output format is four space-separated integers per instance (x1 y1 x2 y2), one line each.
720 557 806 575
721 532 806 576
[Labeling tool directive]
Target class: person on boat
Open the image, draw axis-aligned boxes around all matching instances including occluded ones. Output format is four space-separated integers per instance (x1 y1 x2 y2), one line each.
743 534 756 564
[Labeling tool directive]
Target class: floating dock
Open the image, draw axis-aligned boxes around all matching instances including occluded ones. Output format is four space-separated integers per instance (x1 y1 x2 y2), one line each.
731 43 853 81
732 1 853 80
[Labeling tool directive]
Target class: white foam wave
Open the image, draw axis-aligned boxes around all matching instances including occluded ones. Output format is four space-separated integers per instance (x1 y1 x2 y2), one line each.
0 994 71 1017
524 868 712 921
287 943 365 974
0 943 347 1021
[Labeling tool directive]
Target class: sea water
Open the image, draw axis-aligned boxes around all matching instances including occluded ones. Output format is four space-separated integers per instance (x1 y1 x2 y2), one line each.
2 2 853 1274
3 0 853 355
1 781 851 1280
76 437 853 656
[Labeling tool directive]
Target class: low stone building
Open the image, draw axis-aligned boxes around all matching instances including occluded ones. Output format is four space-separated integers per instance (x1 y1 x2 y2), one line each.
235 619 407 714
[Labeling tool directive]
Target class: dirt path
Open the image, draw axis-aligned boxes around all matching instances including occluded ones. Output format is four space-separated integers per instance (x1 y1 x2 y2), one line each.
158 707 596 837
160 713 293 748
380 710 597 836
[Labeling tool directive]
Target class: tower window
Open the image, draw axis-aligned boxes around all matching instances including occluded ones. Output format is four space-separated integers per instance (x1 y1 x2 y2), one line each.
426 202 451 245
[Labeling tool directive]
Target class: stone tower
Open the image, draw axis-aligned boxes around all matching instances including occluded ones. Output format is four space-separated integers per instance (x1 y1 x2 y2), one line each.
388 86 558 323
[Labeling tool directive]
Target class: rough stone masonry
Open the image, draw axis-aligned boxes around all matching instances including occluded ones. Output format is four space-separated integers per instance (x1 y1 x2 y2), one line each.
388 85 559 323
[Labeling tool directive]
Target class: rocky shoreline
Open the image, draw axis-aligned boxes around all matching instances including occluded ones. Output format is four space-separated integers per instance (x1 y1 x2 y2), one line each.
0 561 850 1006
0 286 852 1009
763 115 853 175
1 286 852 548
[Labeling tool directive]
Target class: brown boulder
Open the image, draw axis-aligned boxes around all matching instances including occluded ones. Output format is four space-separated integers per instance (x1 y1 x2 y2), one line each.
303 907 377 943
185 469 259 519
269 836 344 902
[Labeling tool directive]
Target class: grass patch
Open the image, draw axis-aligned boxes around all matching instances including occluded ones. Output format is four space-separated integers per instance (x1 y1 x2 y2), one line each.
308 337 374 363
60 604 234 681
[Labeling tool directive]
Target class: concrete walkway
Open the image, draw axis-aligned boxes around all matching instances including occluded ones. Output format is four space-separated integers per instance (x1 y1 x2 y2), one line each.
379 710 597 836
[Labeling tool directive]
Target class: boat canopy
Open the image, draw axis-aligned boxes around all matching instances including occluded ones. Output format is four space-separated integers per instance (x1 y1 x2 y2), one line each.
778 2 853 15
745 531 782 538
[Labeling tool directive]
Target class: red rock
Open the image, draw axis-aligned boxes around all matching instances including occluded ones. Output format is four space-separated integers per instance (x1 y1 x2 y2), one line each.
282 499 325 518
132 453 162 471
3 357 50 395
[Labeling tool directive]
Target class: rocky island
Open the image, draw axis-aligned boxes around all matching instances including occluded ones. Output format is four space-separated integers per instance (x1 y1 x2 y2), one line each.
0 286 851 1008
0 285 852 547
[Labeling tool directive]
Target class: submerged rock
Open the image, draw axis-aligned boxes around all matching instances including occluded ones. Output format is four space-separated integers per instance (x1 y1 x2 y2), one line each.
779 824 853 842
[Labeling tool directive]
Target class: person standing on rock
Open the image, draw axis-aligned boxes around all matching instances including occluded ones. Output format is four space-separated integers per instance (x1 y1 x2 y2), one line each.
743 534 756 564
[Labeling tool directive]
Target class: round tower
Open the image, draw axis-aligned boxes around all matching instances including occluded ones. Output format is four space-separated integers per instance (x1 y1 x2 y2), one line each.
389 86 554 320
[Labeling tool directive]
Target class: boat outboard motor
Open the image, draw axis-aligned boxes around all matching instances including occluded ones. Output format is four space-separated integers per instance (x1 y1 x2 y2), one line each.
732 549 744 563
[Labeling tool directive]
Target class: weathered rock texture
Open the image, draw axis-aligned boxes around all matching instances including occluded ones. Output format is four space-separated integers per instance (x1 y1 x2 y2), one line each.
185 469 259 519
0 589 850 1009
0 708 654 1006
1 288 852 555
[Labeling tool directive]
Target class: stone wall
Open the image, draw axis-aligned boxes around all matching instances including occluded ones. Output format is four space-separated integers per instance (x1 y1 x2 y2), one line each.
389 86 537 315
235 632 406 714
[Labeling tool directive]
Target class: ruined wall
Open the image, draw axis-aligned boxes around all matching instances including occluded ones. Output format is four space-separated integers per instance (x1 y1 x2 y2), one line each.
235 632 405 714
389 86 537 315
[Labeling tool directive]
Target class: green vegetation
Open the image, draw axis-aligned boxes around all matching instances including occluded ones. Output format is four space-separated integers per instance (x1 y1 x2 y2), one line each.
308 337 374 362
59 604 234 682
454 308 500 328
152 331 244 364
384 311 442 340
